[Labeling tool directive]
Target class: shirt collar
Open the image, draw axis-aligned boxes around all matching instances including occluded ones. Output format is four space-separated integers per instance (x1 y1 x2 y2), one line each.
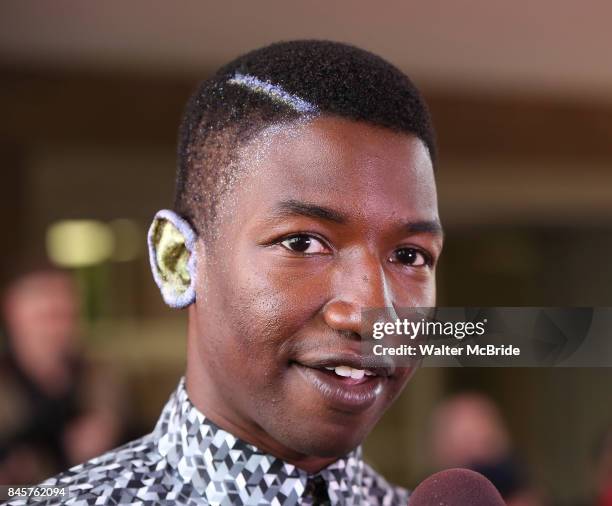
154 378 365 504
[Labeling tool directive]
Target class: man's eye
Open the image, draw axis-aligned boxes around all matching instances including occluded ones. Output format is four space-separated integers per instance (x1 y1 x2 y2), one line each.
391 247 429 267
279 235 329 254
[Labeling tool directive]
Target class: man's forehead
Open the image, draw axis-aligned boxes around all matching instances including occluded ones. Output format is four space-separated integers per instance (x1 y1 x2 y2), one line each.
11 271 73 295
237 116 434 191
207 116 440 238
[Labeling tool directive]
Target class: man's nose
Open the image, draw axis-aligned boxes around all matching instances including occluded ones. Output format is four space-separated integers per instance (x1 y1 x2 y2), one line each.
322 252 396 336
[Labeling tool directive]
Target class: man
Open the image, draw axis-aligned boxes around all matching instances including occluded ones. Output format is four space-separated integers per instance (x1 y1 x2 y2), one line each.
428 393 542 506
11 40 443 505
0 270 121 487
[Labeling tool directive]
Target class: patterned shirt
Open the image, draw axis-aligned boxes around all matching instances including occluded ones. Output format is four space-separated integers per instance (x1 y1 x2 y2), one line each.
5 378 408 505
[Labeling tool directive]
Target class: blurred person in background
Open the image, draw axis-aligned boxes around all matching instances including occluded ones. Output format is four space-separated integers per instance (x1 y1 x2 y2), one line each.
428 392 545 506
0 268 123 485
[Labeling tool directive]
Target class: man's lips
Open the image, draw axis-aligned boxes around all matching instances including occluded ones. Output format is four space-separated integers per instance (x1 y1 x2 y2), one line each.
290 352 395 413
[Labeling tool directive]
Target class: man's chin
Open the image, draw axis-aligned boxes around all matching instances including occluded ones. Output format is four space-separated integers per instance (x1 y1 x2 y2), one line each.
306 440 362 459
275 422 370 461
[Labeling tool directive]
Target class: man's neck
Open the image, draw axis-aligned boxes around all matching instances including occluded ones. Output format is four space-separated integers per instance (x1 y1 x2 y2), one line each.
185 364 340 474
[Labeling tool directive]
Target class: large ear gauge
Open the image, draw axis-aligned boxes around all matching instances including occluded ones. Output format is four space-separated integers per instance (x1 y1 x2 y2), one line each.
147 209 197 308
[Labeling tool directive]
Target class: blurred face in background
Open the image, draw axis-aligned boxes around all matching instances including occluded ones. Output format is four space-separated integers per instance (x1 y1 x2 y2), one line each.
429 393 510 468
3 270 80 370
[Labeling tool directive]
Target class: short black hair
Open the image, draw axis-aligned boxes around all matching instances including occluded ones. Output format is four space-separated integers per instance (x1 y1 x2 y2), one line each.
175 40 436 236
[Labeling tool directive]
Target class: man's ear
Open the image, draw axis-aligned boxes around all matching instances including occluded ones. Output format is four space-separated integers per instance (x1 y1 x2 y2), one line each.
147 210 197 308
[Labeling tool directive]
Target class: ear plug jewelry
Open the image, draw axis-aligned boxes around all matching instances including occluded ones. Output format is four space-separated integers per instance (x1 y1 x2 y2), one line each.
147 209 197 308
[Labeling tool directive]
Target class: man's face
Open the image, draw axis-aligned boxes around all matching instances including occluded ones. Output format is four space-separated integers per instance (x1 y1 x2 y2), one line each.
188 116 442 463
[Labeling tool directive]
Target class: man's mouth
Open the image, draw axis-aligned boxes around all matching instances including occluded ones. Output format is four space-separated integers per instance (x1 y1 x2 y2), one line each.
291 354 394 412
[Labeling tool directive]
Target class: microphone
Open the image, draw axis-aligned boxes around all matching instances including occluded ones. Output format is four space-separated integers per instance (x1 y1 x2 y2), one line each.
409 468 505 505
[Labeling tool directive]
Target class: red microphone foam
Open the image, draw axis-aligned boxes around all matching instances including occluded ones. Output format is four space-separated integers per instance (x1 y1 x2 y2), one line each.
409 468 505 505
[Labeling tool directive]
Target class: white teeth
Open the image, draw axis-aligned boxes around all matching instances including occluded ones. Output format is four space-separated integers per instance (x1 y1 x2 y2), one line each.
350 369 365 380
321 364 376 378
334 366 353 377
332 365 368 379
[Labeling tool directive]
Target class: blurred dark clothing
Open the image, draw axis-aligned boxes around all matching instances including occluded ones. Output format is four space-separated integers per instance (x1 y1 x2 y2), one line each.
0 333 84 478
0 328 124 485
470 453 530 500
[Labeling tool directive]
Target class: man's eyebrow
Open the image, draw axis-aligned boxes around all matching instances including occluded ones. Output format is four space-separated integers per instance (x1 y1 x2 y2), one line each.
270 200 444 237
404 220 444 237
271 200 348 224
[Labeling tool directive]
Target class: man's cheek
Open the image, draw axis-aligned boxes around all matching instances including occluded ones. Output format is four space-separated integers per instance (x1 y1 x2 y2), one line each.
232 283 319 342
397 279 436 308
